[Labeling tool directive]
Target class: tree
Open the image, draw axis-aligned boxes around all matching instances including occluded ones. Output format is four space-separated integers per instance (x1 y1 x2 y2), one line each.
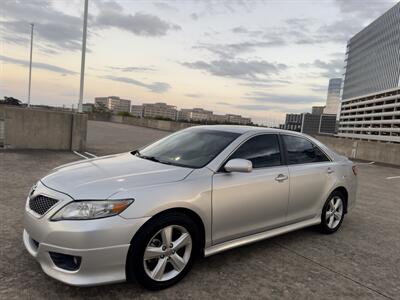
0 96 23 106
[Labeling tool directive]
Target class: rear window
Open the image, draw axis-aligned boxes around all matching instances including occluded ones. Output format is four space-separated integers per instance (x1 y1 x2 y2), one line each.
282 135 330 164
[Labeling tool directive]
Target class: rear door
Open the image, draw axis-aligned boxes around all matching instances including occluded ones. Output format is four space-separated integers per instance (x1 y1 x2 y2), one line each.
281 134 336 223
212 134 289 244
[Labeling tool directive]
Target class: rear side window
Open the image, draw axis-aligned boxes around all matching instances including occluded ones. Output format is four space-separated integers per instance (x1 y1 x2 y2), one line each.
282 135 330 164
229 134 281 168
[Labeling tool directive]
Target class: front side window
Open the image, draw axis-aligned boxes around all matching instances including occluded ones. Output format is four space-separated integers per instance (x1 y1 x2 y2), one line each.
229 134 281 168
136 129 240 168
282 135 330 164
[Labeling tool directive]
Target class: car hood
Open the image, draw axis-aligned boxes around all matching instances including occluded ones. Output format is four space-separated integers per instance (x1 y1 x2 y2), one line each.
41 152 193 199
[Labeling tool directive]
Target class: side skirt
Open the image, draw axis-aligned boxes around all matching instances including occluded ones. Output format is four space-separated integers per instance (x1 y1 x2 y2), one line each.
204 217 321 257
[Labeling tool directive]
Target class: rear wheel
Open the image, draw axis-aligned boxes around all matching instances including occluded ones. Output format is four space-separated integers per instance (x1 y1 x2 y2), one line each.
127 212 199 290
318 191 345 234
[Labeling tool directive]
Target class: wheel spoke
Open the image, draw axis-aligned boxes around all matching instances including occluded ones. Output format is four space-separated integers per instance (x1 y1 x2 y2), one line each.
161 226 173 245
144 246 163 260
334 212 342 220
151 257 167 280
334 198 341 209
328 215 335 228
172 233 191 251
169 253 185 272
326 210 333 220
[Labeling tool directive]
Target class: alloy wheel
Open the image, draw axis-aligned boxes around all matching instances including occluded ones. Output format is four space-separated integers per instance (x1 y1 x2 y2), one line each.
325 196 343 229
143 225 192 282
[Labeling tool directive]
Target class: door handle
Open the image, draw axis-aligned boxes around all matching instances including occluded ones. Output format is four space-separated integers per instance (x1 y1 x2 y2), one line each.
327 167 334 174
275 174 288 182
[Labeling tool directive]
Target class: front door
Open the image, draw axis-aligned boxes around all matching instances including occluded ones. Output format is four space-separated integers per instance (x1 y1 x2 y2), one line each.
212 134 289 244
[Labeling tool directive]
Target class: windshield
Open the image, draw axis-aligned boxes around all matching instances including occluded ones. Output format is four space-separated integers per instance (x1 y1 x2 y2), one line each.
135 129 240 168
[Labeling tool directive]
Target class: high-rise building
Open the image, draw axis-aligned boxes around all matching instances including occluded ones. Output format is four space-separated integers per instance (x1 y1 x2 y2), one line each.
324 78 342 115
342 3 400 99
94 96 131 113
338 3 400 143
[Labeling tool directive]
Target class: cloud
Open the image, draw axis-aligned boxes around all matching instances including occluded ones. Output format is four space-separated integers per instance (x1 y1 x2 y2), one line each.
231 26 261 35
301 57 344 78
190 13 200 20
0 54 76 75
194 39 285 59
94 2 181 36
185 93 203 98
238 79 291 88
153 2 179 12
217 101 307 114
245 91 322 104
103 75 170 93
0 1 82 52
108 66 157 72
334 0 397 19
0 0 181 54
181 59 287 81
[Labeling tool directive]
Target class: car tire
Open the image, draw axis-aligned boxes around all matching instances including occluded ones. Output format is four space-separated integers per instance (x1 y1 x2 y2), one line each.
127 212 200 290
318 191 346 234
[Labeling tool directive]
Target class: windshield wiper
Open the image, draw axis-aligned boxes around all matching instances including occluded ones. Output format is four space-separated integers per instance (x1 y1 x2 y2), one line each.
135 151 171 165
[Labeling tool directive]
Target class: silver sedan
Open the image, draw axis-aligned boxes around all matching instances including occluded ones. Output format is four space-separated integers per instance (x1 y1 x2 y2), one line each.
23 126 357 289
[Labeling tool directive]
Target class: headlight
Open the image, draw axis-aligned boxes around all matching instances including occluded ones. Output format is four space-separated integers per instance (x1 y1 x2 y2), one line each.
51 199 134 221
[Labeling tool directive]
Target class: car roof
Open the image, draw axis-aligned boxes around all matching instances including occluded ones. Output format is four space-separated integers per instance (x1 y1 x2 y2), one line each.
190 125 346 165
189 125 303 136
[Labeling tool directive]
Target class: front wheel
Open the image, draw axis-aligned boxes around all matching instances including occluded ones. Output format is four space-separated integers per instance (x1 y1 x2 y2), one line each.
318 191 345 234
127 212 199 290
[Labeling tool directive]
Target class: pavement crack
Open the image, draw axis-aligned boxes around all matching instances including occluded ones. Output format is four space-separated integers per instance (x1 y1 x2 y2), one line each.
273 242 394 300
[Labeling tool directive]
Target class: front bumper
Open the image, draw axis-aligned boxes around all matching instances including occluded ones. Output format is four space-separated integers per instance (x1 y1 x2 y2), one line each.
23 182 150 286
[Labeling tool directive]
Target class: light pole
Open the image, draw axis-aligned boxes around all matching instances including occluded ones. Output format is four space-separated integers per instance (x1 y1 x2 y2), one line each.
28 23 34 107
78 0 89 113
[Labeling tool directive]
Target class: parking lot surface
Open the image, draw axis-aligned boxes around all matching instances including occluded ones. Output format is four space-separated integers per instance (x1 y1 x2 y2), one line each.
1 121 399 299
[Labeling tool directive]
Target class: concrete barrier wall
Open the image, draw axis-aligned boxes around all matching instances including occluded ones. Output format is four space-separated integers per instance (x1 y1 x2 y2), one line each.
110 115 195 132
314 135 400 165
2 106 87 151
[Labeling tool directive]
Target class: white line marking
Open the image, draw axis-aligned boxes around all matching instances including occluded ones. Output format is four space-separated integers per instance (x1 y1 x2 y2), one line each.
84 151 97 158
73 151 89 159
355 161 375 166
386 176 400 180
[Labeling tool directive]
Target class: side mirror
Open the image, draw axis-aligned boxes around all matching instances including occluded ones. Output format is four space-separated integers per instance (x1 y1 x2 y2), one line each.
224 159 253 173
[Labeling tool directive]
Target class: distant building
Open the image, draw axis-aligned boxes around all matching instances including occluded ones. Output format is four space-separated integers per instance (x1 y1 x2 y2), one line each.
283 113 336 135
95 96 131 113
319 114 337 134
301 113 336 135
82 103 95 113
142 102 177 120
338 2 400 143
283 113 303 132
225 114 252 125
179 108 213 122
324 78 342 115
311 106 325 115
210 114 228 124
131 105 143 118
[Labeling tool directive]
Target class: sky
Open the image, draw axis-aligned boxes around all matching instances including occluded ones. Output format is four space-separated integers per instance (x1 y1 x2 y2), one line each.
0 0 398 125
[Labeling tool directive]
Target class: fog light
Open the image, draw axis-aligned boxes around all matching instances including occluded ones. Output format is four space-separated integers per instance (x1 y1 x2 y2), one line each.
49 252 82 271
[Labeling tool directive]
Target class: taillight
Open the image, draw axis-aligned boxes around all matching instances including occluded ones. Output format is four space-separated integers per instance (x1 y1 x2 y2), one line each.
352 165 358 176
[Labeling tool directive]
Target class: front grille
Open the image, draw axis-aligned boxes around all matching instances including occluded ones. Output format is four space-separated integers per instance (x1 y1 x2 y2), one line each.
29 195 58 216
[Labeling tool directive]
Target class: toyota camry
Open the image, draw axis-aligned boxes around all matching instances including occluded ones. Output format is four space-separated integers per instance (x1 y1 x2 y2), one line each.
23 125 357 290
